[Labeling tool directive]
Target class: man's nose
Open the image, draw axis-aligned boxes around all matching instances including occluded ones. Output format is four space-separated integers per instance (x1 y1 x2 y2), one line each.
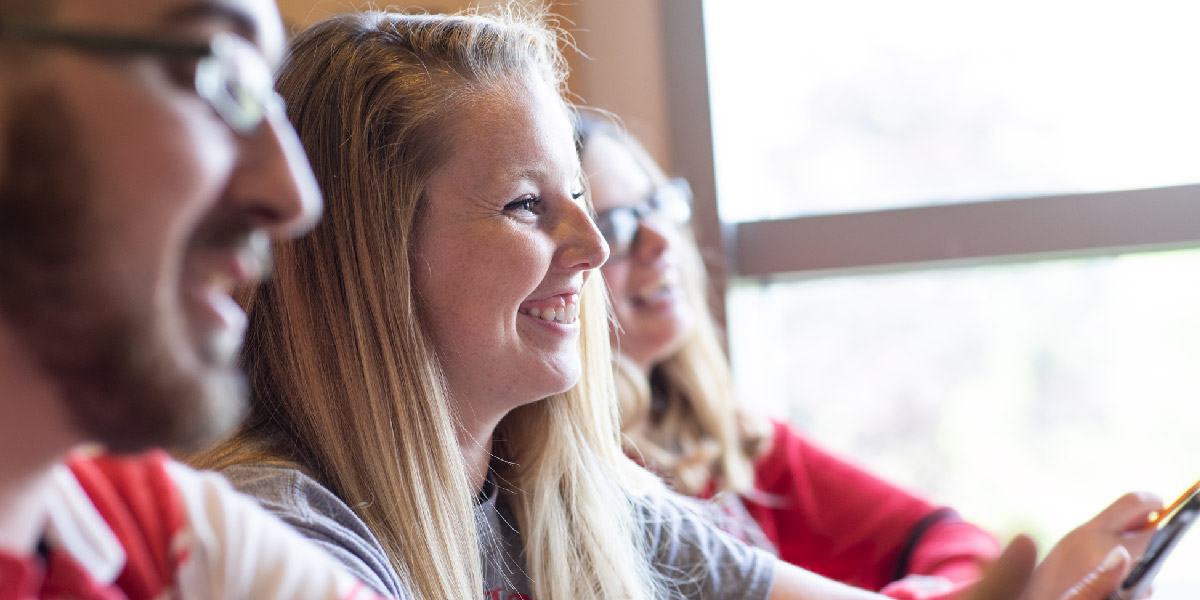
226 105 323 238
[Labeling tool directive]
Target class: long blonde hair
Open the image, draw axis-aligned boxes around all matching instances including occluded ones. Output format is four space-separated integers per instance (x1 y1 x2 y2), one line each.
580 114 768 498
192 9 664 600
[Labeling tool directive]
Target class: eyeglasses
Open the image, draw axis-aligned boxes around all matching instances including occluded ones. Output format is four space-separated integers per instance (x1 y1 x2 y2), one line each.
594 177 693 260
0 20 280 136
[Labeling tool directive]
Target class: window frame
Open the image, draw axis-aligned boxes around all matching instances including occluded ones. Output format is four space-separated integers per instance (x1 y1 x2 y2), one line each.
658 0 1200 294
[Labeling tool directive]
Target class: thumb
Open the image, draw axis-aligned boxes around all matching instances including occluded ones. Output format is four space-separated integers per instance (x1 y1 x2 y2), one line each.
963 535 1038 600
1058 546 1131 600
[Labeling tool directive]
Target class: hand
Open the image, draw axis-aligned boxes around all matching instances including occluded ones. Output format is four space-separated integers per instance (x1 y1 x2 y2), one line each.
1057 546 1131 600
1027 492 1159 600
965 535 1133 600
959 535 1037 600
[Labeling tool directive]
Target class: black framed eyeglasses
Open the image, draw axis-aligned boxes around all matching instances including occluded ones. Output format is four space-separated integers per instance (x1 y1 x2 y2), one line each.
594 177 693 260
0 20 279 136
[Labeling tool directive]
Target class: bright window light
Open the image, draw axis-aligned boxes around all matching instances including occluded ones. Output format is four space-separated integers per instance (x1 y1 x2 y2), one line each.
705 0 1200 221
726 249 1200 582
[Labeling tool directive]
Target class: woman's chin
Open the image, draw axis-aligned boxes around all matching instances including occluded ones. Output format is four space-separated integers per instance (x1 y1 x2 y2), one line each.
623 327 693 372
524 363 583 402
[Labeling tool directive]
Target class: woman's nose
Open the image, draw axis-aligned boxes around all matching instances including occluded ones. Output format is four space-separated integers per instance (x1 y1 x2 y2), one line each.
556 198 610 271
629 215 672 263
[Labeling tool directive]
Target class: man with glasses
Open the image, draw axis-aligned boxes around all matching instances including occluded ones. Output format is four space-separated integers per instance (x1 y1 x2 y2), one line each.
0 1 393 598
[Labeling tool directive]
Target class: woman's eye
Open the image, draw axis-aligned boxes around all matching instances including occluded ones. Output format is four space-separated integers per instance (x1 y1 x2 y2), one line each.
504 196 541 213
571 188 586 201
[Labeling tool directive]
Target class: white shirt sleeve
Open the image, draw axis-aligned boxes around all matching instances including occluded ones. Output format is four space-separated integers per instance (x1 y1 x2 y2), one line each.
164 460 386 600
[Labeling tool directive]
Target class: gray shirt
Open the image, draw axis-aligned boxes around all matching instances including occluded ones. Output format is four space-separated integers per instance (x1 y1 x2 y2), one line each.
221 463 774 599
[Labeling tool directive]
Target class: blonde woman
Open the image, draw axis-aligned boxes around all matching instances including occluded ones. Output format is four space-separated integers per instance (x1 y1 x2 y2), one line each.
576 112 1161 600
192 9 772 600
578 112 1002 599
191 8 1154 600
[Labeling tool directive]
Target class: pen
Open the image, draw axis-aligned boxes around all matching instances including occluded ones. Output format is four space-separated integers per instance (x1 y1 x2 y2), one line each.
1147 479 1200 529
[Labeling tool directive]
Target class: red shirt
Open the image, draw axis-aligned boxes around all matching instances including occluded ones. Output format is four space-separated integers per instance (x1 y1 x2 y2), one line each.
0 451 383 600
709 420 1001 600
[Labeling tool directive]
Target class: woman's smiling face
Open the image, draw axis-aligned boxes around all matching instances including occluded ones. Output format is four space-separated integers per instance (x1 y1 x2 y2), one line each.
583 133 694 373
413 76 608 421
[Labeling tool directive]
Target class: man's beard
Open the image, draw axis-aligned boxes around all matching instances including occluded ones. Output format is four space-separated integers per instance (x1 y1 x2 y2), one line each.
0 88 246 453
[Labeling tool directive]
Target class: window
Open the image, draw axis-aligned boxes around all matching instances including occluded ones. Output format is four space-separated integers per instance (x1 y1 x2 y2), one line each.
681 0 1200 580
727 251 1200 553
704 0 1200 221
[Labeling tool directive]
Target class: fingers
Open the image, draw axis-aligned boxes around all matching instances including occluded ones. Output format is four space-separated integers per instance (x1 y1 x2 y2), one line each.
1089 492 1162 562
1057 546 1131 600
1095 493 1162 532
963 535 1038 600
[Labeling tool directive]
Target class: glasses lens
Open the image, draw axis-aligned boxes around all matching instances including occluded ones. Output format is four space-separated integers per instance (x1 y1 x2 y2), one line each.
195 33 272 135
596 207 640 257
651 178 693 225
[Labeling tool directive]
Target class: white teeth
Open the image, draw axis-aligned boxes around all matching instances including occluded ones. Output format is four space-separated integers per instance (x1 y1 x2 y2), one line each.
522 294 582 324
634 282 670 303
